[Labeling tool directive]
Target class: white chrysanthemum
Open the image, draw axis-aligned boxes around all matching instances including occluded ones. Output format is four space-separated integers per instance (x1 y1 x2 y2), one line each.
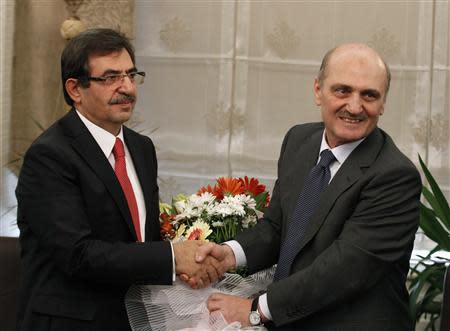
220 196 246 216
198 192 216 204
175 203 202 221
185 220 213 241
181 193 214 218
188 192 212 207
236 194 257 209
188 194 203 208
205 204 215 214
213 203 235 217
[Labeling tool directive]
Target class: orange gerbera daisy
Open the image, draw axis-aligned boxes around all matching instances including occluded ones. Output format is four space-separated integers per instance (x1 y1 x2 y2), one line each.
197 184 221 198
160 213 175 240
239 176 266 197
215 177 244 199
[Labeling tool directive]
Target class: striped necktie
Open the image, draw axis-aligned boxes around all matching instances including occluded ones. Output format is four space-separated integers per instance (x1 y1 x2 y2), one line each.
274 149 335 281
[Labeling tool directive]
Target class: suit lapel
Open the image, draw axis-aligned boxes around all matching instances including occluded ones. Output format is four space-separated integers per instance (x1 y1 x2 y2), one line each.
285 130 322 224
123 127 155 241
60 110 138 241
293 128 384 255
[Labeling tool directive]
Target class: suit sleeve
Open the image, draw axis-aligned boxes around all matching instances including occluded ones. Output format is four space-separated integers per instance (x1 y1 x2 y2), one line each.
236 127 293 271
266 162 421 326
16 140 173 286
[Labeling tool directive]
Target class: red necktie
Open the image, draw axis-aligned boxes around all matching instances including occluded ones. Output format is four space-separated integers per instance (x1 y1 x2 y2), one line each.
112 137 142 242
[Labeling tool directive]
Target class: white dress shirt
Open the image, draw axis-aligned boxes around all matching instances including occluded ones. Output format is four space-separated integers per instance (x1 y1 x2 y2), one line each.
227 129 365 321
76 110 147 241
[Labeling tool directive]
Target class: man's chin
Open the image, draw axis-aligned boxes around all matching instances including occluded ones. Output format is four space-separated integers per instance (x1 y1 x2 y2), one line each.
348 132 370 142
112 103 134 115
333 128 370 145
111 107 134 124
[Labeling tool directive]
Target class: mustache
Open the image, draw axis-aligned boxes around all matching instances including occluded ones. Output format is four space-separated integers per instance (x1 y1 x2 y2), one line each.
109 93 136 105
337 109 367 121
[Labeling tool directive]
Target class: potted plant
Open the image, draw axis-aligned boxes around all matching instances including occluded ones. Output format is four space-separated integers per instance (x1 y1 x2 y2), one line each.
409 155 450 330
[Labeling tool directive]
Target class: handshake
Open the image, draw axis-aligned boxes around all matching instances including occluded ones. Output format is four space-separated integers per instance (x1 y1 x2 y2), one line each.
173 240 236 289
172 241 264 327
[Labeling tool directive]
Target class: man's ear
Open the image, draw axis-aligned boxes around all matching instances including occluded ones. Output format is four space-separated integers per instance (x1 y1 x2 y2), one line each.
313 78 323 106
65 78 82 105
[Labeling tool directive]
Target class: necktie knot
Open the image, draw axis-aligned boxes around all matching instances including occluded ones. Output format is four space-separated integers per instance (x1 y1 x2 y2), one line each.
318 149 335 169
113 138 125 160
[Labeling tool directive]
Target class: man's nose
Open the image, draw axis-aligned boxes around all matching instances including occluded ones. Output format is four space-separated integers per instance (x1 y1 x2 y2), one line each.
118 75 135 92
347 93 363 113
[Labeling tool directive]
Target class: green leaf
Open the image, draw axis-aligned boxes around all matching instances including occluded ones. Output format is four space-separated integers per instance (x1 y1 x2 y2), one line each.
255 192 268 211
422 292 442 314
419 155 450 231
419 204 450 250
409 264 444 319
410 246 441 276
422 185 450 233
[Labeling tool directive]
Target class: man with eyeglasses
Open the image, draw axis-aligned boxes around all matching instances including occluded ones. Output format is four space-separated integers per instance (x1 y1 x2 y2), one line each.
15 28 224 331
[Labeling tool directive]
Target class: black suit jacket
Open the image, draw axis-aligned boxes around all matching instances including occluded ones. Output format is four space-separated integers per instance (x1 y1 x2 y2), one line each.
236 123 421 330
16 110 172 331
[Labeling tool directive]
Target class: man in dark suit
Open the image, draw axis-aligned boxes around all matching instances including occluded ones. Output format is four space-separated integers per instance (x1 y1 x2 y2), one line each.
198 43 422 330
16 28 221 331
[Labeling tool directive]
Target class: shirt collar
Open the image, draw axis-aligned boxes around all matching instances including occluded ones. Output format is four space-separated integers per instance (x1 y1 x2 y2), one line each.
320 129 365 165
75 109 124 158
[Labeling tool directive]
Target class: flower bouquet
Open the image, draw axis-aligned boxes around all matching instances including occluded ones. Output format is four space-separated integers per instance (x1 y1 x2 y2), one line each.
159 176 270 246
126 177 274 331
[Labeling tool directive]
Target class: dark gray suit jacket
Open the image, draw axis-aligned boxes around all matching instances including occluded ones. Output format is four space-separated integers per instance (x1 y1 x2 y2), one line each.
236 123 421 330
16 110 172 331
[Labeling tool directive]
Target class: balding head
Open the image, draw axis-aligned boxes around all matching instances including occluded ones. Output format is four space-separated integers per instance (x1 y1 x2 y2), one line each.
317 43 391 98
313 43 389 148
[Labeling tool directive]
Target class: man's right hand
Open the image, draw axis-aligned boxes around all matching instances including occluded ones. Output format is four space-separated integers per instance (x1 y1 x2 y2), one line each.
180 242 237 289
173 241 227 289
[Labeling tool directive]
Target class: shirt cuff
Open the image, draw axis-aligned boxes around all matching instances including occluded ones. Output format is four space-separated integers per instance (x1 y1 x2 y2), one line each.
258 293 273 321
224 240 247 267
169 242 176 282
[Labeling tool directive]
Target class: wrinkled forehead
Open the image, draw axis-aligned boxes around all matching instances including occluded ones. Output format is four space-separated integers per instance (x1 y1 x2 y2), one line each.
326 50 388 89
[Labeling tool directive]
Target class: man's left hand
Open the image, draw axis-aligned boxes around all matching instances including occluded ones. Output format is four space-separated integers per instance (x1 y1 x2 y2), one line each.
207 293 252 327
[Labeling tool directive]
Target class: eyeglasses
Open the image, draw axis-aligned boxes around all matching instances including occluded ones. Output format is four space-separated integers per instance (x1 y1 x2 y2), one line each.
86 71 146 86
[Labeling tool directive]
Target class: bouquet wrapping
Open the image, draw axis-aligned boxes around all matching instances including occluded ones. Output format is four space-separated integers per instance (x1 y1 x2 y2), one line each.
125 267 275 331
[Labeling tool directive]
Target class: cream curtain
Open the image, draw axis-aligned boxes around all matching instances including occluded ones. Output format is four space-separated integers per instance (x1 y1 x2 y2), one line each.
9 1 67 175
134 1 449 251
